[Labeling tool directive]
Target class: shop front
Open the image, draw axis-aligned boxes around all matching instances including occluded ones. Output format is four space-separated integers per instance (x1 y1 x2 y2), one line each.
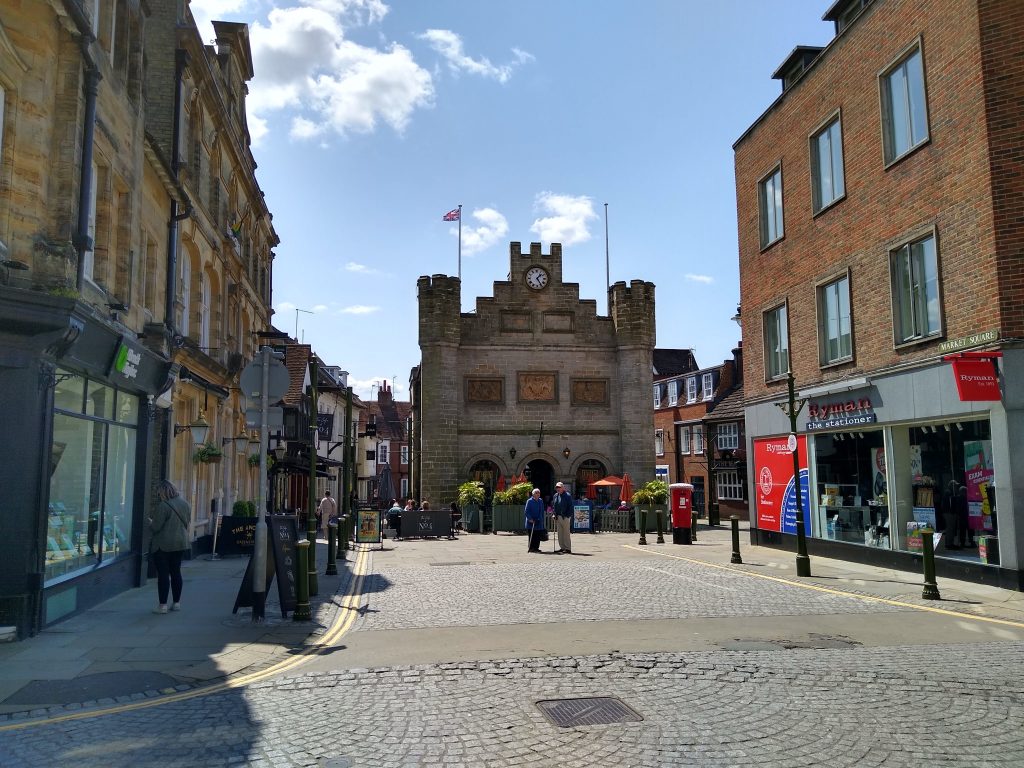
0 290 174 637
747 354 1021 590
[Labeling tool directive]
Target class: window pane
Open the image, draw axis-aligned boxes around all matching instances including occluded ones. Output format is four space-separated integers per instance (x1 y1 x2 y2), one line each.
830 121 845 198
86 381 114 419
838 277 852 356
887 63 910 157
103 424 136 558
817 131 832 205
913 237 940 335
53 371 84 413
116 392 139 424
47 414 103 582
906 49 927 146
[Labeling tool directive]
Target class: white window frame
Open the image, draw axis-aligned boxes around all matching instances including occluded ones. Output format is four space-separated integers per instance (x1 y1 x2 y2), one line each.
377 441 389 464
890 230 941 345
763 302 790 381
400 477 409 498
717 422 739 451
679 425 690 455
667 380 678 407
686 377 697 404
880 40 929 166
655 429 664 457
758 164 784 248
400 445 409 465
701 372 714 401
653 384 661 409
717 470 743 500
655 465 670 483
818 272 853 364
810 113 845 213
693 425 704 454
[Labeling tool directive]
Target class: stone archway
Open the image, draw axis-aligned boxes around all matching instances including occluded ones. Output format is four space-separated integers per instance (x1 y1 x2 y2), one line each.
525 458 555 502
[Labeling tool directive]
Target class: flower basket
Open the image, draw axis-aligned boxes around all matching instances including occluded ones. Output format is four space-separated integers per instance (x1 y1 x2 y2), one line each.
193 443 224 464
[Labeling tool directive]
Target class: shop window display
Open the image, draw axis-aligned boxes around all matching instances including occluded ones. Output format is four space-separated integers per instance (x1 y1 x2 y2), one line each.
46 371 138 583
813 431 889 548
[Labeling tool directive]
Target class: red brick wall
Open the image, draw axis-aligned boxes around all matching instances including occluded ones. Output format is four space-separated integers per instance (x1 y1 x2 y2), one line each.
736 0 1007 403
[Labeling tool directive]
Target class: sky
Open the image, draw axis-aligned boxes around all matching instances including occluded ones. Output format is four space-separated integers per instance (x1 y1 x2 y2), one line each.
189 0 836 400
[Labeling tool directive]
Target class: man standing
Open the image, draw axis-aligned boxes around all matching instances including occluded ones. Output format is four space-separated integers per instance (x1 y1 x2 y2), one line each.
317 489 337 537
552 481 574 554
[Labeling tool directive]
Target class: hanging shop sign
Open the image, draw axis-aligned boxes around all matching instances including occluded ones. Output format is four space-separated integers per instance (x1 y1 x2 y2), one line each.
753 435 811 535
944 352 1002 402
108 336 143 382
805 397 876 431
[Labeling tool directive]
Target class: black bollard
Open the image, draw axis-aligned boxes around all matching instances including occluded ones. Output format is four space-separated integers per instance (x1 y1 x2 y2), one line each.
293 540 312 621
656 510 665 544
638 509 648 545
921 528 941 600
730 516 742 564
325 521 338 575
691 511 698 542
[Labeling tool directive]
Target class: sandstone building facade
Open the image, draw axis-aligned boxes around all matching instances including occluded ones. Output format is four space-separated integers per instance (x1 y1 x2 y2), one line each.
414 242 656 508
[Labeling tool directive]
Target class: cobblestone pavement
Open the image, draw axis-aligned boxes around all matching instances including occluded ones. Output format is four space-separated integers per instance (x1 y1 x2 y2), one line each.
3 542 1024 766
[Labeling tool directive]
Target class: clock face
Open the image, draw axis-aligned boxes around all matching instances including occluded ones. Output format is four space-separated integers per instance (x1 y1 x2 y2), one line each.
525 266 550 290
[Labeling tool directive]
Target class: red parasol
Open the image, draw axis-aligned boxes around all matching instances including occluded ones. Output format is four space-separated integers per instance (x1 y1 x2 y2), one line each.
496 474 506 492
620 473 633 503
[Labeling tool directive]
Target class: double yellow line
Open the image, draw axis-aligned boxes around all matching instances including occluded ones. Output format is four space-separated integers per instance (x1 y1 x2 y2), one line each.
624 544 1024 630
0 545 371 732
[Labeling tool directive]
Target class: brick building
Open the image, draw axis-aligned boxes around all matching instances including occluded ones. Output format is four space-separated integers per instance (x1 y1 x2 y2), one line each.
357 382 412 506
735 0 1023 587
653 345 746 519
413 241 656 508
0 3 275 636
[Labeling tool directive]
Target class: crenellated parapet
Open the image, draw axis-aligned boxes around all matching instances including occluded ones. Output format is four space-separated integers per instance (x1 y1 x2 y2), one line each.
609 279 656 347
418 274 462 345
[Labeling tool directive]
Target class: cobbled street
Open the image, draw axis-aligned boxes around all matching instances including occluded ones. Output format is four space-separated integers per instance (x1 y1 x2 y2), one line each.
3 532 1024 767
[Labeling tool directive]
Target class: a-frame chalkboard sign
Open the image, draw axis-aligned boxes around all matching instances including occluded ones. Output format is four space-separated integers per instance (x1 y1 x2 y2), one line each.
233 515 299 617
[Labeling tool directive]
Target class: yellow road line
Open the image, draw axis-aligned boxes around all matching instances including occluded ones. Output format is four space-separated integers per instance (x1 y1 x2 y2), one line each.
624 544 1024 630
0 545 371 732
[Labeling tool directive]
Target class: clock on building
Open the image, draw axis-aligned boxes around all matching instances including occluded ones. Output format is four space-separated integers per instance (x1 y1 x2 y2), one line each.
525 266 550 290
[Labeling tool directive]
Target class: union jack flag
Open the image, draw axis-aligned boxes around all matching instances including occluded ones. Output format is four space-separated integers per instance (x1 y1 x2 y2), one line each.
442 207 460 221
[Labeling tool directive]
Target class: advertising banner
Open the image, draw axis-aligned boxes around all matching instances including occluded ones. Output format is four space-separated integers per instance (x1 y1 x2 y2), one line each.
572 504 592 532
964 439 994 531
356 508 382 544
754 435 810 535
949 358 1001 401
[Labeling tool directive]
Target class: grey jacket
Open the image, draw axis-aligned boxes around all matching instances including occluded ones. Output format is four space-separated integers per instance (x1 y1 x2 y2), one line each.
150 496 190 553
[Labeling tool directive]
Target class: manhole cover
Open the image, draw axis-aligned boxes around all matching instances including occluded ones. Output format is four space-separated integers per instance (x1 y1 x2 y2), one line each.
537 696 643 727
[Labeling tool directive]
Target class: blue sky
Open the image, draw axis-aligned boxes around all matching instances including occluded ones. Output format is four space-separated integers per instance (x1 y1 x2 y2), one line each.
190 0 835 399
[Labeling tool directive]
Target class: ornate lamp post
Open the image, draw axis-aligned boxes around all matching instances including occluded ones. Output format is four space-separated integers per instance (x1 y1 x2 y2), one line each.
775 372 811 577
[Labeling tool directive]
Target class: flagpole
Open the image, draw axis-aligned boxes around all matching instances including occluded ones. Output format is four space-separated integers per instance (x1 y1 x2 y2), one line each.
457 204 463 282
604 202 610 314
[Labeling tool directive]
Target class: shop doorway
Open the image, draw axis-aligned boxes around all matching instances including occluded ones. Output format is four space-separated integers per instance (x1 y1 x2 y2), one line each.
575 459 606 500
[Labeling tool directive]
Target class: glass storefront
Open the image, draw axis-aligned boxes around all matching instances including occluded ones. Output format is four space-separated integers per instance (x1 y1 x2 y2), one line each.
47 370 138 583
810 418 997 565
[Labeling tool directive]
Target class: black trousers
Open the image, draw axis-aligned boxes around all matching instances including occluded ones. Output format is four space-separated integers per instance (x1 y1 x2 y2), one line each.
153 549 184 605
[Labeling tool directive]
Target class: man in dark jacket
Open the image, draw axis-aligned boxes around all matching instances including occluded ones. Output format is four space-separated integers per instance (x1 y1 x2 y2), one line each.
552 481 574 554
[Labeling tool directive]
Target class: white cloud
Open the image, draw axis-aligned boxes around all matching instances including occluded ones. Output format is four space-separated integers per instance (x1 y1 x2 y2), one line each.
337 305 380 315
419 29 532 84
348 375 407 400
530 192 597 246
189 0 249 44
312 304 329 312
457 208 509 256
247 5 434 140
684 274 714 284
344 262 383 275
276 300 297 313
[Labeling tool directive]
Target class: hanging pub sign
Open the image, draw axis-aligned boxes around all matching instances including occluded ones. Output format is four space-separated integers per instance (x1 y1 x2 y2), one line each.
804 396 876 431
944 351 1002 402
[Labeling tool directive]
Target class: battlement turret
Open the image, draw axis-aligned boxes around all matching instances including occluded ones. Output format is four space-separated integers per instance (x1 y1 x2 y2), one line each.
418 274 462 345
609 279 656 347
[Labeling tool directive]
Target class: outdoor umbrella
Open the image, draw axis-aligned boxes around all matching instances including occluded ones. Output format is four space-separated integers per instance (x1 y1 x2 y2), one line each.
378 464 395 509
620 473 633 504
496 474 506 492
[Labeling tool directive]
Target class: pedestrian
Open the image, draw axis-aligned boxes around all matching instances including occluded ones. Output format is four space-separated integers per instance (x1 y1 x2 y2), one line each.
525 488 547 552
552 481 574 554
449 501 462 537
387 499 402 540
149 480 190 614
317 489 337 537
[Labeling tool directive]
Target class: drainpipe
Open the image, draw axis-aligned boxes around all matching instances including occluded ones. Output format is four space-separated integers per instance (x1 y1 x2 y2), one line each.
64 1 100 292
164 49 191 328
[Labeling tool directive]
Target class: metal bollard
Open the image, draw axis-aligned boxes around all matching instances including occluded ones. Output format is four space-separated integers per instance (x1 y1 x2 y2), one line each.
339 515 349 559
325 521 338 575
656 510 665 544
293 540 312 621
921 528 941 600
730 516 743 564
307 530 319 599
638 509 648 545
691 511 698 541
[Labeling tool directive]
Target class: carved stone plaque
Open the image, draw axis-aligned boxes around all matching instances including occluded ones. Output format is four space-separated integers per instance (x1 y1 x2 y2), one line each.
542 312 574 333
571 378 609 406
518 372 557 402
466 378 503 403
500 311 532 332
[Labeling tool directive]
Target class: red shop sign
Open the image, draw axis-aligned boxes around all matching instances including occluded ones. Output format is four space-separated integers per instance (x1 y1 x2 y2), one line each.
945 353 1001 402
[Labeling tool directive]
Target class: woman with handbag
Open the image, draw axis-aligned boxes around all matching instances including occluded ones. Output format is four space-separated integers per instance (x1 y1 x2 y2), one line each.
149 480 191 614
524 488 547 553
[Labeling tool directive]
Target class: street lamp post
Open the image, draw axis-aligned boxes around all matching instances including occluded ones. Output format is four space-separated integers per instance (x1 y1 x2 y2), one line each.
776 371 811 577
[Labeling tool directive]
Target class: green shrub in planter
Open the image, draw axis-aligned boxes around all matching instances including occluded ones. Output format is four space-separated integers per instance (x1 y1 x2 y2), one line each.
631 480 669 505
494 481 532 505
457 481 485 508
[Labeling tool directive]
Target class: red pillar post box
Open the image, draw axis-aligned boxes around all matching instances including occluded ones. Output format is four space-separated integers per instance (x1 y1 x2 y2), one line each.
670 483 693 545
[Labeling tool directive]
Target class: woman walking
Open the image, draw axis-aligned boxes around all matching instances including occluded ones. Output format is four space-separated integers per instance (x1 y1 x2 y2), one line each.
149 480 191 614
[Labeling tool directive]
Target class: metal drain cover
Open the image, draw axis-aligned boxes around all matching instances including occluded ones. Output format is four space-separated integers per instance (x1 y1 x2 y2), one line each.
537 696 643 727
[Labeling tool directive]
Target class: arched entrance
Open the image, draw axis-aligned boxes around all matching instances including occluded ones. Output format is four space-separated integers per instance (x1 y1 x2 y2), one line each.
525 459 555 501
576 458 607 502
